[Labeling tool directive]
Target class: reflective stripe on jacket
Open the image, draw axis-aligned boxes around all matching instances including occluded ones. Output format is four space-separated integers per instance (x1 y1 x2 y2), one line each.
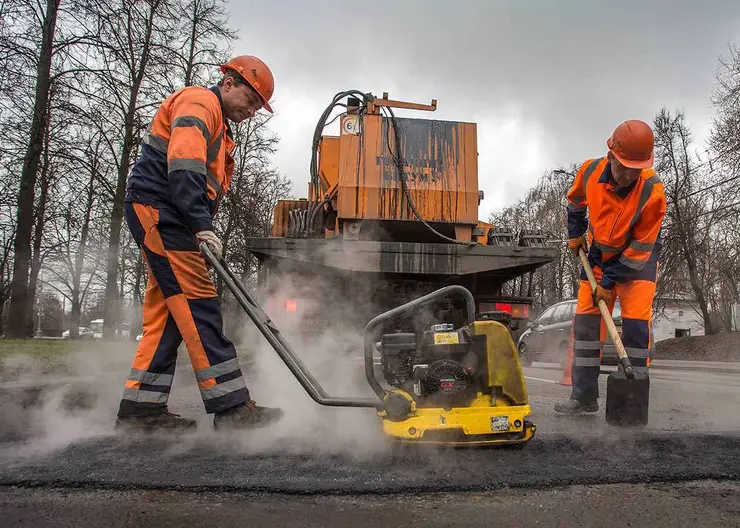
125 86 235 233
566 157 667 288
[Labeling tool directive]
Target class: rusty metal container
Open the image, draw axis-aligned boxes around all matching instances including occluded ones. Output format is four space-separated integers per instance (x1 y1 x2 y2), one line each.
335 113 479 237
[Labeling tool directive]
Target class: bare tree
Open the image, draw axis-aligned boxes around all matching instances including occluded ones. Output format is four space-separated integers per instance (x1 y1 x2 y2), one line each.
489 167 580 312
651 109 735 334
0 184 15 336
5 0 61 338
2 0 98 337
0 0 289 339
45 127 108 338
214 113 291 295
78 0 177 338
710 43 740 175
164 0 236 89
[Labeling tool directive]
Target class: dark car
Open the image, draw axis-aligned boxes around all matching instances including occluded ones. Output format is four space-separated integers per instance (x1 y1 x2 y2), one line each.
516 299 622 367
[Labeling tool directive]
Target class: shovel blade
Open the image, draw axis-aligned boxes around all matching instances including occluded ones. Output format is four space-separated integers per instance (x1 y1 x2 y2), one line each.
605 370 650 426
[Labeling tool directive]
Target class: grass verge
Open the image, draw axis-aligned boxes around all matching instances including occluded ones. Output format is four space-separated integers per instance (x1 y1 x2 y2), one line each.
0 339 136 357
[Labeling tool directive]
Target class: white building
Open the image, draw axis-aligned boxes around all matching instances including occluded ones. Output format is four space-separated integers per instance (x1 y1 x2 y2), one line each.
653 293 705 342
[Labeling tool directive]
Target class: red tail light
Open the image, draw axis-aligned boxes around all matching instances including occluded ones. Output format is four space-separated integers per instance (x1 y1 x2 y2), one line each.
480 302 531 319
494 303 529 319
285 299 297 312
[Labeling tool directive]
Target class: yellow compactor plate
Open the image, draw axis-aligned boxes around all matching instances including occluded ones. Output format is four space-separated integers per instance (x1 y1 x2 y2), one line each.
382 404 536 446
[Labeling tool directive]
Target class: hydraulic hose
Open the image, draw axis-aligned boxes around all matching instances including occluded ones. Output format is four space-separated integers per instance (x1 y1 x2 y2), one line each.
309 90 367 202
383 106 477 247
303 90 368 236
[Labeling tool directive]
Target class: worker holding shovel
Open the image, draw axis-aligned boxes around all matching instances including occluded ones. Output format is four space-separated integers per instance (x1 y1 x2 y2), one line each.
556 120 667 415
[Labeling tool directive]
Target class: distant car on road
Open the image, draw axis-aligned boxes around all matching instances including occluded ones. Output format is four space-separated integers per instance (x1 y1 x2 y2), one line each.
517 299 622 367
61 327 95 340
89 319 104 339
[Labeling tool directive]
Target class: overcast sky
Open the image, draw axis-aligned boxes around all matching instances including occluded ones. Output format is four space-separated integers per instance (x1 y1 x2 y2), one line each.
228 0 740 219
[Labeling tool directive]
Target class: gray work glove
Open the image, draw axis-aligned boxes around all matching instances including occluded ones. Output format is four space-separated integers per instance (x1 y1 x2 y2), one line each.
196 230 223 260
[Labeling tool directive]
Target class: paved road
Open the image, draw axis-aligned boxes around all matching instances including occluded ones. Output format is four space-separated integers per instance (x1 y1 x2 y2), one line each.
3 481 740 527
522 362 740 435
0 347 738 525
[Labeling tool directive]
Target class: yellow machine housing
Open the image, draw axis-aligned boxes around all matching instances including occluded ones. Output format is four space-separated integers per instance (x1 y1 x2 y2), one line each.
377 320 535 446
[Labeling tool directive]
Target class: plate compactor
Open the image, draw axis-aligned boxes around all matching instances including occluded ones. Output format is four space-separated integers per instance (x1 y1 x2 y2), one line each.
202 243 535 447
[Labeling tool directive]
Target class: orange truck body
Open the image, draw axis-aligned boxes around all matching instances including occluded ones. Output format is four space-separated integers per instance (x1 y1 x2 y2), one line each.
272 95 485 243
250 93 555 344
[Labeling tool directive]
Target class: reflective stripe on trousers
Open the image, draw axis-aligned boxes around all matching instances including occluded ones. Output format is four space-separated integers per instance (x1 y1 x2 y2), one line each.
118 201 250 417
570 271 654 401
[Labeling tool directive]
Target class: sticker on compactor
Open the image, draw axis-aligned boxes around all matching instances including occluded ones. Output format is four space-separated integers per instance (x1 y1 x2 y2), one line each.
491 415 510 431
433 332 460 345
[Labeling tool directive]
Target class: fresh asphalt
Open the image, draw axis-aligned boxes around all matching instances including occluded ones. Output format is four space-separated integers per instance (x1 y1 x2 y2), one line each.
0 350 738 526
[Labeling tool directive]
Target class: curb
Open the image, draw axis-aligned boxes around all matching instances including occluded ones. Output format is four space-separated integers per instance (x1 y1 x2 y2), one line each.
530 361 740 375
649 363 740 374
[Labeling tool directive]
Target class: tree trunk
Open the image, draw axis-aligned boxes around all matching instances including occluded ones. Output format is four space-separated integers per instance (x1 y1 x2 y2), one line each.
7 0 60 338
102 2 158 339
102 117 133 338
27 118 53 333
685 253 714 334
69 298 82 338
27 172 51 334
70 175 95 339
184 0 199 86
131 252 144 341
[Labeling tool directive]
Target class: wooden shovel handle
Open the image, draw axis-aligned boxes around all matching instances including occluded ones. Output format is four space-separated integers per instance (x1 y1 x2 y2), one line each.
578 249 631 367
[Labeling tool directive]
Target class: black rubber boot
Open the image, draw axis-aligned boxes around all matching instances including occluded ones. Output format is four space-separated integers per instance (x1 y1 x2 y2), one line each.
115 411 197 433
213 400 284 431
554 398 599 414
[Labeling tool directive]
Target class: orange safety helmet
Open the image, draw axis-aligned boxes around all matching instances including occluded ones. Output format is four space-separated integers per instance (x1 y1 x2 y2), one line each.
220 55 274 113
607 120 654 169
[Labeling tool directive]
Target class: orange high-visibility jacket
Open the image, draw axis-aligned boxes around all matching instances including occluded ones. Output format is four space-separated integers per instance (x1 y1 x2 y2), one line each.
566 157 667 288
125 86 235 233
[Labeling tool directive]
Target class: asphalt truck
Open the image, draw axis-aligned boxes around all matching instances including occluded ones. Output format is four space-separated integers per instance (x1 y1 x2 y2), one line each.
244 91 557 350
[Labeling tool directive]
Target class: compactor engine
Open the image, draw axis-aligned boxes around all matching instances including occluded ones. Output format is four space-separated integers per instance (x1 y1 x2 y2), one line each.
381 324 484 408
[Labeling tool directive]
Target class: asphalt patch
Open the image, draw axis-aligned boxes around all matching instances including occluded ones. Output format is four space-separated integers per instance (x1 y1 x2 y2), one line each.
1 432 738 495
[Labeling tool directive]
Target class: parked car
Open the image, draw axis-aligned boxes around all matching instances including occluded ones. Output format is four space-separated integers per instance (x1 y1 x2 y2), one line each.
89 319 104 339
516 299 622 367
61 327 95 340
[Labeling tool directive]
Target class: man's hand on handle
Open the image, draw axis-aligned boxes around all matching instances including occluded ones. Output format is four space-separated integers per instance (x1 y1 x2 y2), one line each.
592 285 612 308
568 235 587 256
196 230 223 260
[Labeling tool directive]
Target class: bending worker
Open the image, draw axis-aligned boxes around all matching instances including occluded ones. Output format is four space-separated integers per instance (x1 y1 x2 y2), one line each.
556 120 666 414
116 55 283 432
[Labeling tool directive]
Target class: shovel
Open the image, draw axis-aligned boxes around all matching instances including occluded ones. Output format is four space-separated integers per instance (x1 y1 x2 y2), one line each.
578 248 650 426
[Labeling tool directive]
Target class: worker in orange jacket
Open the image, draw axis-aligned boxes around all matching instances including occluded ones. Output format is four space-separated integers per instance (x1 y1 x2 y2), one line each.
555 120 666 414
115 55 283 432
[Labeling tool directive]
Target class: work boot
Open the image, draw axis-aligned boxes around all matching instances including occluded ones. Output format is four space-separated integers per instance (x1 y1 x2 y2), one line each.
213 400 284 431
554 398 598 414
115 410 197 433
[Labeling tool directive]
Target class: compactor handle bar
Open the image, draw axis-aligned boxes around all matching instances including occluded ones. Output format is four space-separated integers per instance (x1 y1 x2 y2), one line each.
200 242 477 405
200 242 379 408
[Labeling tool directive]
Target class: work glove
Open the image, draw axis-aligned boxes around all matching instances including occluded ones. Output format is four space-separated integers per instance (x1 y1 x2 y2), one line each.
568 235 587 256
592 285 612 308
196 230 223 261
